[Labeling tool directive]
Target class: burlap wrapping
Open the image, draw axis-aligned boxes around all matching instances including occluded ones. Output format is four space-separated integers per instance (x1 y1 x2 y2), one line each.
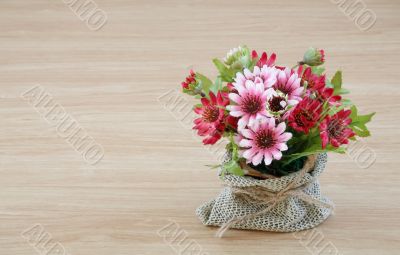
196 153 334 236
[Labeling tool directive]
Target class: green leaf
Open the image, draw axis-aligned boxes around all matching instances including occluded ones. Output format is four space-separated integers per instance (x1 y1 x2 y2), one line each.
212 59 235 82
328 105 345 115
195 72 212 94
209 77 223 94
282 132 346 165
227 132 240 161
341 98 353 106
223 160 244 176
283 146 345 165
349 105 375 137
311 66 325 75
337 88 350 94
331 71 342 95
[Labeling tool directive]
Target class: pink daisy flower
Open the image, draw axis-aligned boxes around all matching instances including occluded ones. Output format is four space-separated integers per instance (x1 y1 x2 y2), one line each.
273 67 303 104
238 118 292 166
227 66 277 130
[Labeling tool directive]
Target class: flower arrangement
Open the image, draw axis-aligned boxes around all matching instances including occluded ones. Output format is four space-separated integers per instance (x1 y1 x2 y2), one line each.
181 46 374 178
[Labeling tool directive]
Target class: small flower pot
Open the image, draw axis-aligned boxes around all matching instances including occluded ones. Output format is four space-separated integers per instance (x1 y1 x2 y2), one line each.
196 153 333 236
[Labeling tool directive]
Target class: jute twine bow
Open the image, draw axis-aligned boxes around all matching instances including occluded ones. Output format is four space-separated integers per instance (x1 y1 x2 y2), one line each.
216 155 334 238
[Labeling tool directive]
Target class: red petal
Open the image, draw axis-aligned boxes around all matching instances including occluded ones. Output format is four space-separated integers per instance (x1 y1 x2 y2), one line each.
320 131 329 149
209 92 217 105
251 50 258 59
194 107 203 114
266 53 276 66
201 97 210 106
257 52 268 67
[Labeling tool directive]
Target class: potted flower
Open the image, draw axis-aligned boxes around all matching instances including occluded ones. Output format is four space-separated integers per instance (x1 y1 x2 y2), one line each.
181 46 374 237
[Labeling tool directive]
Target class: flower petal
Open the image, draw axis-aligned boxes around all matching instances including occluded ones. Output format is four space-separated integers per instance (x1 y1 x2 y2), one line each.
243 148 257 160
230 111 244 117
229 93 242 104
275 122 286 134
240 128 254 139
278 132 292 142
252 152 264 166
239 139 253 148
277 143 288 151
271 149 282 160
263 151 273 165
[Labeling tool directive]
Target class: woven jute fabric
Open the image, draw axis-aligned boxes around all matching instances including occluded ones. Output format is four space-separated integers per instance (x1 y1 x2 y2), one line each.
196 153 333 235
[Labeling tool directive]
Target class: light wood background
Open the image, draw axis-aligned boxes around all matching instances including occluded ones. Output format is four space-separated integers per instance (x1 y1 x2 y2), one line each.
1 0 399 254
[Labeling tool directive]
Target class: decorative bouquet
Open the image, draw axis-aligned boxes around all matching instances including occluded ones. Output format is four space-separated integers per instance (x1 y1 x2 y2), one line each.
181 46 374 236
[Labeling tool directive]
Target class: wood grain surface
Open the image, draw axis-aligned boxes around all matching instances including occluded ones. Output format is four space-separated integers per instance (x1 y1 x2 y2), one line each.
0 0 399 254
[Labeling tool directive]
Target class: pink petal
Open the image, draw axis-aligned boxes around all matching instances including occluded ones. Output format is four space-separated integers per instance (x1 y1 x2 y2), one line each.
271 149 282 160
244 69 253 79
277 143 288 151
278 132 292 142
238 115 249 130
235 72 246 83
245 80 256 91
265 77 277 88
230 111 244 117
263 151 273 165
248 115 257 128
243 147 257 159
252 152 264 166
268 117 275 129
234 82 246 95
278 70 287 85
255 82 264 94
229 106 242 112
240 128 254 139
275 122 286 134
229 93 242 104
239 139 253 148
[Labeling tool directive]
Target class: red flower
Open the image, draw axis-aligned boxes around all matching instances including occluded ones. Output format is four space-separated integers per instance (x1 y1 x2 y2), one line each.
181 70 196 89
301 67 325 91
193 91 229 145
297 66 341 105
288 97 322 134
251 50 276 67
316 87 341 106
319 109 355 149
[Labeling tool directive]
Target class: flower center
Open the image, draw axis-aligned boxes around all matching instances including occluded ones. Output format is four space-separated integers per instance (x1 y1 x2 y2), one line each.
268 96 286 112
295 110 313 127
305 79 315 89
202 106 220 123
242 95 262 114
328 119 344 138
255 130 276 149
